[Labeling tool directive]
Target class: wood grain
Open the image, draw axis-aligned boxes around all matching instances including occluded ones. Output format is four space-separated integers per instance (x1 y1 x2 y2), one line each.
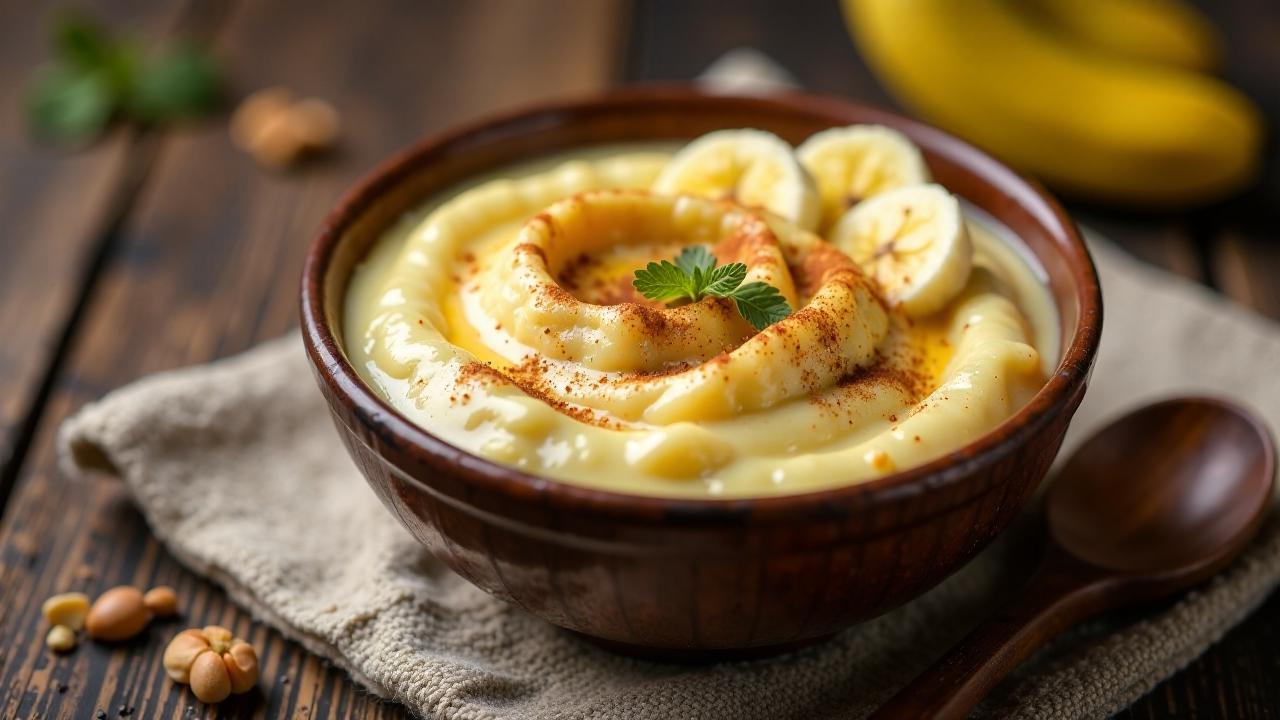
1214 228 1280 318
1199 0 1280 318
629 0 890 105
0 0 626 717
0 0 180 504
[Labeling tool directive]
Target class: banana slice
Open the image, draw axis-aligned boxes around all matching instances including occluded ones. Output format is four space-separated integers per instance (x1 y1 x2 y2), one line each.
653 129 820 231
797 124 930 232
830 183 972 317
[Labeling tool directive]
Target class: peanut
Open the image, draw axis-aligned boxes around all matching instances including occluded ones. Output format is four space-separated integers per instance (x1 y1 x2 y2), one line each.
163 625 260 705
246 112 305 169
231 87 340 169
143 586 179 617
85 586 150 641
45 625 77 653
162 629 210 683
41 592 91 631
189 651 232 704
230 86 294 150
224 640 260 693
289 98 340 149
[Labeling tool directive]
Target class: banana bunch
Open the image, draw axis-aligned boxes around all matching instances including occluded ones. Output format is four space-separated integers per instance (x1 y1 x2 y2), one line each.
657 127 971 316
842 0 1263 205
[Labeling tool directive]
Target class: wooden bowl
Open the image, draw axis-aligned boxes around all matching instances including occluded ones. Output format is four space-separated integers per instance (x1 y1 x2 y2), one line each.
300 86 1102 657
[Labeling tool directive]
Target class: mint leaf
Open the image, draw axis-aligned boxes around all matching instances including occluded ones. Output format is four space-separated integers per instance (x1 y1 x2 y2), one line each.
27 65 114 143
633 260 695 302
49 12 137 103
731 281 792 331
633 249 790 331
674 245 715 277
29 13 221 144
129 44 221 123
53 12 115 71
702 262 748 296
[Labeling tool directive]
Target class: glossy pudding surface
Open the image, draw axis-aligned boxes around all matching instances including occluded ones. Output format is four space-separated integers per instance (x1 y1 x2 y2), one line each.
343 135 1057 497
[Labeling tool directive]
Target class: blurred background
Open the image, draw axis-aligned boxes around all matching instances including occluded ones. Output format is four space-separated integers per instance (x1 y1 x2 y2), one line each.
0 1 1277 717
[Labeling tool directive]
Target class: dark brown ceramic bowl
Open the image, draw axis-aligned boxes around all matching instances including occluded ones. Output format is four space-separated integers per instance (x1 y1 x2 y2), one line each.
300 86 1102 657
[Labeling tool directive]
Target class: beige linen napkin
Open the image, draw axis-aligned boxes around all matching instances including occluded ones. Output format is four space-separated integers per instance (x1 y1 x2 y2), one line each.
59 60 1280 719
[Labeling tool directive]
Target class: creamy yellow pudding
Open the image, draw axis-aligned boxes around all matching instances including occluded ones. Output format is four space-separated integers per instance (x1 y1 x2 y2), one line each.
343 129 1057 497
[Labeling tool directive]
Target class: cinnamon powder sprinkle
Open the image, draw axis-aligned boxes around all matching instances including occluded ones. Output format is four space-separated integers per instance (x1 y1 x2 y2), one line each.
458 358 621 429
810 343 932 418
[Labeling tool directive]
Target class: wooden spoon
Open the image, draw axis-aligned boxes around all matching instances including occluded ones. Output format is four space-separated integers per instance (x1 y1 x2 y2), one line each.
871 397 1275 720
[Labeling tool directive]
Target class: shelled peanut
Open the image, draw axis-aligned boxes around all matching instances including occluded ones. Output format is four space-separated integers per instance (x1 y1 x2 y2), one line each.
85 586 150 641
230 86 340 169
163 626 260 703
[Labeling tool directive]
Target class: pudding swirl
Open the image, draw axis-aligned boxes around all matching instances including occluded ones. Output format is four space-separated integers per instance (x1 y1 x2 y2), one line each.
473 190 889 424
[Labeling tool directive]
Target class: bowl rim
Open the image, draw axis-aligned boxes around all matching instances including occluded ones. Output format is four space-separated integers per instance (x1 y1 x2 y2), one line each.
300 84 1102 522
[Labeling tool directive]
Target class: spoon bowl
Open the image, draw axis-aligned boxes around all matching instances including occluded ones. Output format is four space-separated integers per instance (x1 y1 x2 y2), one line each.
1050 397 1275 577
872 397 1275 720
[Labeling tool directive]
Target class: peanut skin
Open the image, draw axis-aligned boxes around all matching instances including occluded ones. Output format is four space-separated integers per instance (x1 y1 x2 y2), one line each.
224 641 260 693
85 586 150 641
189 651 232 704
163 629 210 683
144 586 179 617
45 625 77 653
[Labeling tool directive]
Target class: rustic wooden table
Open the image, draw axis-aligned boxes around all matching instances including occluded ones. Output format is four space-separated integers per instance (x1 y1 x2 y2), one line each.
1 1 1276 717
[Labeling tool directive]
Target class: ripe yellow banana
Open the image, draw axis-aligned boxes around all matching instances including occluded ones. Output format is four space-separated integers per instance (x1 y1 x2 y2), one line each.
843 0 1263 205
1034 0 1220 72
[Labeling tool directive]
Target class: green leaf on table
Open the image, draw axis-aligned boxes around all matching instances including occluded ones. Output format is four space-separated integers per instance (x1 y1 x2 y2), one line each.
52 11 115 71
27 12 222 144
128 45 222 123
27 65 115 143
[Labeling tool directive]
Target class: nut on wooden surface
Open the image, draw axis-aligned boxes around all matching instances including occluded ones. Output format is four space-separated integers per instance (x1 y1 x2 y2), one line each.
163 625 260 704
143 586 179 617
41 592 90 631
290 98 340 149
45 625 77 653
231 87 340 169
229 86 294 148
85 586 150 641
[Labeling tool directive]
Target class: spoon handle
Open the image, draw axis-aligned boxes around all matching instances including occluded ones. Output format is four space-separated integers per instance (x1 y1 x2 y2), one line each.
868 548 1111 720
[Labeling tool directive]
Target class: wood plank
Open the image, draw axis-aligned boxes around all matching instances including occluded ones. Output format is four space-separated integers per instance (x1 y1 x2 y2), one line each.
1199 0 1280 318
1072 210 1204 281
1214 228 1280 319
0 0 627 718
0 0 188 501
629 0 891 105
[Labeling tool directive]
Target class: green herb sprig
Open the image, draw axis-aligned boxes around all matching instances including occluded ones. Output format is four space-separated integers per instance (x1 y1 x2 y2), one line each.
27 11 222 144
632 246 792 331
